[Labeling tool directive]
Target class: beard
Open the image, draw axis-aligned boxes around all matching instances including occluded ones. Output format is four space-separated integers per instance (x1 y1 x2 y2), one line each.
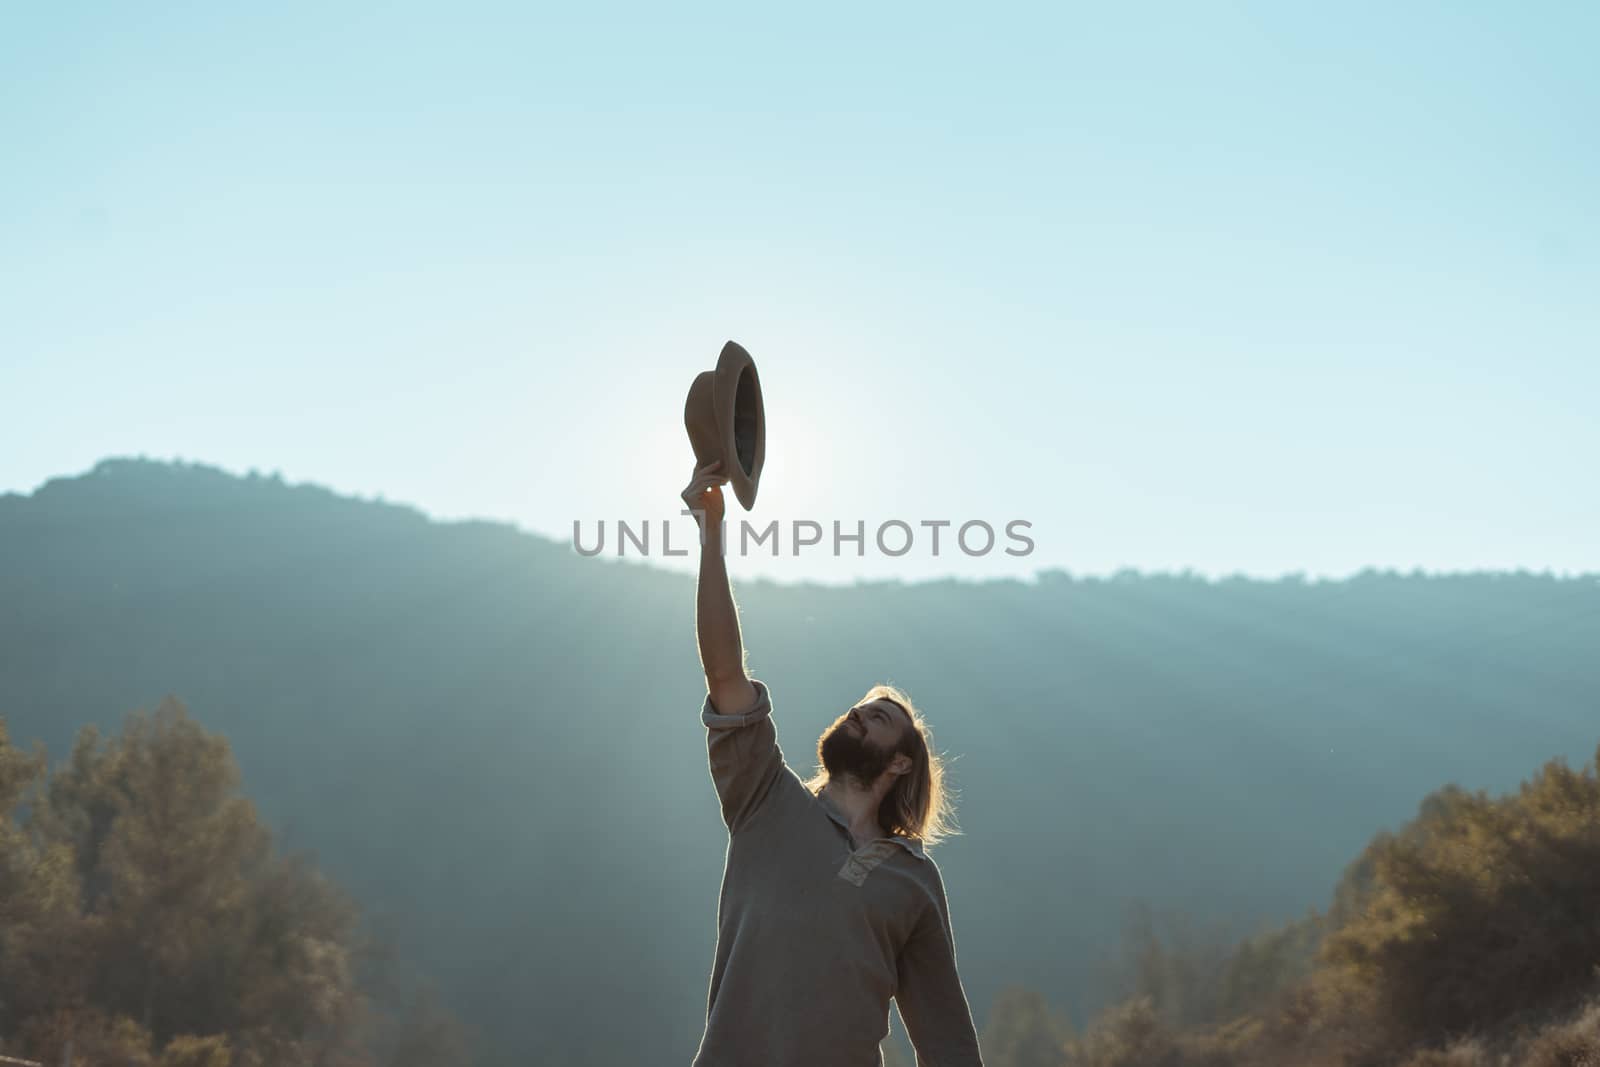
819 720 898 789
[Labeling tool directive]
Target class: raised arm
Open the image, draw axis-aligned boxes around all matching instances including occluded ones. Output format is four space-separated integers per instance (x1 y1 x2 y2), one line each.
682 460 759 717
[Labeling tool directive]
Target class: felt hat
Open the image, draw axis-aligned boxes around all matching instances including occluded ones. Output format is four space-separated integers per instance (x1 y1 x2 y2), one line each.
684 340 766 510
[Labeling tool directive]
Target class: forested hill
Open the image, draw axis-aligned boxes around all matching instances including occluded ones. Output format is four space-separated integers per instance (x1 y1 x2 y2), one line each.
3 458 1596 1065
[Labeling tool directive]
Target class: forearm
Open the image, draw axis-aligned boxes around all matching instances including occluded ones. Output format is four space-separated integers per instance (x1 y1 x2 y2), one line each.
696 520 747 682
899 894 985 1065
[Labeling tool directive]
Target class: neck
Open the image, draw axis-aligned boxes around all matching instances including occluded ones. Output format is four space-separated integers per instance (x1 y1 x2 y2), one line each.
822 774 891 845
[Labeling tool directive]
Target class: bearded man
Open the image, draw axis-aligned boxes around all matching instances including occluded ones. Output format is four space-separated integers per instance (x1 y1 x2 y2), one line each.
681 459 985 1067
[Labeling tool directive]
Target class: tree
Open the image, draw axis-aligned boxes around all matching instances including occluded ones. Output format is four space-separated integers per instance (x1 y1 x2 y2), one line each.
981 985 1072 1067
1319 747 1600 1045
1064 996 1179 1067
1 699 452 1066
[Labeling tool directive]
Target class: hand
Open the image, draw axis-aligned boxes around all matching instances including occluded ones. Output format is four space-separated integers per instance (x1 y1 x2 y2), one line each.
681 460 730 527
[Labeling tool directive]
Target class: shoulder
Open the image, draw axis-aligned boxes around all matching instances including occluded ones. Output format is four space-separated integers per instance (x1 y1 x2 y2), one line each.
912 853 955 919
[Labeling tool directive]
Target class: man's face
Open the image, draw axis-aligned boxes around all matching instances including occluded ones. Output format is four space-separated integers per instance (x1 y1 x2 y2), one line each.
820 698 911 788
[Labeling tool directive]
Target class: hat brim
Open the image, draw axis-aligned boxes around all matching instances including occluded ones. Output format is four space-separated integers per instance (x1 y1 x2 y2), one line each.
713 341 765 511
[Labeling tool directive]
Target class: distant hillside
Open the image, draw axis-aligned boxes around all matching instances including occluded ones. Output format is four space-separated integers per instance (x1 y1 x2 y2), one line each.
2 458 1596 1065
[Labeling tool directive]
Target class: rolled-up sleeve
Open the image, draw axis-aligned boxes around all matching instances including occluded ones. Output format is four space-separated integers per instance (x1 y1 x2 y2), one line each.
702 678 786 834
895 864 985 1066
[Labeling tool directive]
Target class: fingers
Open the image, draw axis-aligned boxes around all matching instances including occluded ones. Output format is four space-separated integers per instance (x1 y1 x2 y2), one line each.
684 486 722 504
681 478 725 502
682 460 729 504
684 465 730 492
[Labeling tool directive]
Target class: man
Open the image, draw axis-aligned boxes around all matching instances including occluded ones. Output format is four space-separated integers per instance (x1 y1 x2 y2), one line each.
682 459 985 1067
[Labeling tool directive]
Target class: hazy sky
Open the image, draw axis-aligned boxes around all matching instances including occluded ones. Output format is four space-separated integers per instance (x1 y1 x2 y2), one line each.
4 3 1595 585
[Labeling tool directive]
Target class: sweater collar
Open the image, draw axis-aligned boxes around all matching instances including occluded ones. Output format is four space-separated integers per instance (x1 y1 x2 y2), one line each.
816 785 928 861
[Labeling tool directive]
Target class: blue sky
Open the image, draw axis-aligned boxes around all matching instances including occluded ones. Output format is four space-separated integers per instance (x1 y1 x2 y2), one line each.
3 2 1595 585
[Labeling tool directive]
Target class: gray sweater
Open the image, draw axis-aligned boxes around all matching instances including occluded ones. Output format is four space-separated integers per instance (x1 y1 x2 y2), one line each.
692 678 985 1066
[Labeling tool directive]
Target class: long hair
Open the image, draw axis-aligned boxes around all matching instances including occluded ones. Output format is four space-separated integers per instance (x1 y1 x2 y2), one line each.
803 683 961 850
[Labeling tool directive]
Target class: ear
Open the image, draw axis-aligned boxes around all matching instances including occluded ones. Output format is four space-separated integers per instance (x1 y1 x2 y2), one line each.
889 753 913 777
